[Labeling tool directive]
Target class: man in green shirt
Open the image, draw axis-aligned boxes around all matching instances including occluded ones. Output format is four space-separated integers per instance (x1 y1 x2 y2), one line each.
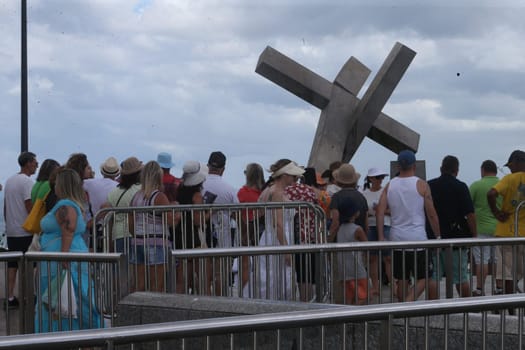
469 160 499 296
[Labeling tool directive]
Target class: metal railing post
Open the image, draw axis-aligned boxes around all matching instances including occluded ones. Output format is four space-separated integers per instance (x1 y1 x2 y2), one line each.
22 253 33 334
444 246 454 299
118 253 129 300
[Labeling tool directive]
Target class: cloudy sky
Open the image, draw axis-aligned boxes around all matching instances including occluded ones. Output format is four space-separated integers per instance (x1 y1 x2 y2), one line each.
0 0 524 193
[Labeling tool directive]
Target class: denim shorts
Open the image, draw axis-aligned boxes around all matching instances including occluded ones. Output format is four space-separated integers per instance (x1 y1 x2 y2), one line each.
432 249 470 284
114 238 130 254
367 226 391 257
129 242 169 265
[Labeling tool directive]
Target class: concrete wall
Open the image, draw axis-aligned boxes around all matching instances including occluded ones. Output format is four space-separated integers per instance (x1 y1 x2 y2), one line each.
117 293 523 349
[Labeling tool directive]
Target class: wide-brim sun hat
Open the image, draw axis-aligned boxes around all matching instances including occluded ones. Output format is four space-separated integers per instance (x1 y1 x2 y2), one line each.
120 157 143 175
157 152 175 169
367 167 388 178
333 163 361 185
100 157 121 177
183 160 208 186
271 161 305 178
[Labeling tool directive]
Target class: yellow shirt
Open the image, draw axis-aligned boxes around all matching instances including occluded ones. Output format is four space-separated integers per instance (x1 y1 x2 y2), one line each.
493 172 525 237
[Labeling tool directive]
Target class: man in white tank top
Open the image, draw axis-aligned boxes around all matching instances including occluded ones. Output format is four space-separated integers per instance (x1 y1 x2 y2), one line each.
376 150 441 301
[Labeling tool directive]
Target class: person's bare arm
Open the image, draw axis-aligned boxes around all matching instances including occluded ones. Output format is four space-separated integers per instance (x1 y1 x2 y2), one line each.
24 198 32 214
418 180 440 238
271 190 288 246
96 201 112 222
362 212 369 237
488 188 508 222
375 184 389 241
466 212 477 237
355 225 367 242
155 192 180 228
192 192 207 227
56 205 77 253
328 208 340 242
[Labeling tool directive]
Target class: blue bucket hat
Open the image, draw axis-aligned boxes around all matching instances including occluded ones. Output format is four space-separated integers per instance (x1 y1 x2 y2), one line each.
157 152 174 169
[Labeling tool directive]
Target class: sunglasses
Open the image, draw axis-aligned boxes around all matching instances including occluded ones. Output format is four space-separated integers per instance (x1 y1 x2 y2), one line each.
373 175 386 180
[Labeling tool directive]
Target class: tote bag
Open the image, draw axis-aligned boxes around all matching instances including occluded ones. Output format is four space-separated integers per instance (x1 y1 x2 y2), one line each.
42 270 78 318
22 192 49 234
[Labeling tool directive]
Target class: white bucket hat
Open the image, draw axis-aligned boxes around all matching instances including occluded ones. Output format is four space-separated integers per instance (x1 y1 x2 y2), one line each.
366 167 388 178
182 161 208 186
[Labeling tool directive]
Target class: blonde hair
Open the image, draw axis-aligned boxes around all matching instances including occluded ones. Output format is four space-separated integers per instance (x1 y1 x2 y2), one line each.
55 168 87 211
140 160 163 198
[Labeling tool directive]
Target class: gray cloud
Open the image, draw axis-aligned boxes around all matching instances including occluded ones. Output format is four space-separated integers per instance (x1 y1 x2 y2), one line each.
0 1 523 191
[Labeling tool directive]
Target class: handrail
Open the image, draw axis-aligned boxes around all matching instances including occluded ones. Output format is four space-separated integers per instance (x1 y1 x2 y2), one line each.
0 294 524 349
24 251 123 262
95 201 327 252
169 237 525 258
97 201 326 219
514 200 525 237
0 252 24 260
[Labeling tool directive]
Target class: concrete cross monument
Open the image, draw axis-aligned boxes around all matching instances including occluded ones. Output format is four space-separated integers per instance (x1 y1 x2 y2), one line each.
255 42 420 173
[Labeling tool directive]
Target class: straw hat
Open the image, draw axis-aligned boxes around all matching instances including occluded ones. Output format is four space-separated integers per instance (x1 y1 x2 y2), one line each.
100 157 120 177
121 157 143 175
333 164 360 185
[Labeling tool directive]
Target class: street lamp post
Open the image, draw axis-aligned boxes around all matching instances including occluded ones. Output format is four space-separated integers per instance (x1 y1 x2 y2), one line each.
21 0 28 152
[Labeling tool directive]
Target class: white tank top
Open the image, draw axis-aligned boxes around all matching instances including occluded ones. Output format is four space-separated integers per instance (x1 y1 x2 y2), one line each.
387 176 427 242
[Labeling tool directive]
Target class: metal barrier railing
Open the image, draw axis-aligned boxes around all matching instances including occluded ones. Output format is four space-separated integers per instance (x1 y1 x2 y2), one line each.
22 252 128 334
94 202 327 294
1 236 525 336
169 237 525 305
1 294 524 350
511 200 525 295
0 252 24 335
2 202 524 328
168 244 330 302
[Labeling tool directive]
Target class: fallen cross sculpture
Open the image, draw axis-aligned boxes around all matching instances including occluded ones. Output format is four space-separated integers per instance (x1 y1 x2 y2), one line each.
255 42 420 172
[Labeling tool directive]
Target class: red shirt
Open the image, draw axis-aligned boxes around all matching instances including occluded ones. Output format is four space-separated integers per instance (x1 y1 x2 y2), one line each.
162 173 181 203
237 185 262 222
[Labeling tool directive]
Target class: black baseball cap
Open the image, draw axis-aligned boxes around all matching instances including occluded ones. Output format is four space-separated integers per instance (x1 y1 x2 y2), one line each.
208 151 226 168
504 150 525 167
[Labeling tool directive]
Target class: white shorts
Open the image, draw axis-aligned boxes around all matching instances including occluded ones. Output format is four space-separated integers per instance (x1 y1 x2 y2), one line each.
496 244 525 281
472 234 496 265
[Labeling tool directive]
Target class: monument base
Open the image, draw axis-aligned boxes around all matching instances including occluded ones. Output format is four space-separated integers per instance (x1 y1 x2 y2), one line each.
117 293 523 349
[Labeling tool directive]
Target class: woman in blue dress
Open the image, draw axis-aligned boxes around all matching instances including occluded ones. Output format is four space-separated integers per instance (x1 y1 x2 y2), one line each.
35 167 103 332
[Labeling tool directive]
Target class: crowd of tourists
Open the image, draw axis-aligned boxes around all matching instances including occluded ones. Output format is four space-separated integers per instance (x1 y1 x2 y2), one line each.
2 148 525 330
